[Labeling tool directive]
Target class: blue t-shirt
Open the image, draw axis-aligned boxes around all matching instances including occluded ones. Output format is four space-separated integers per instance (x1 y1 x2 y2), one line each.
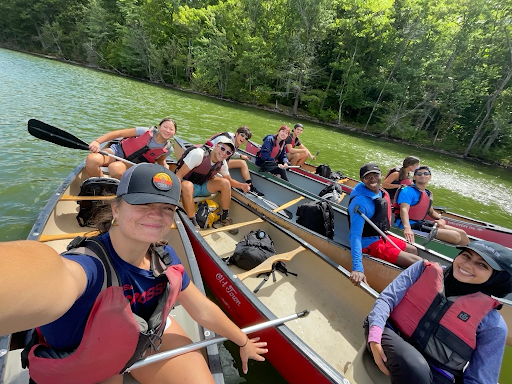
39 233 190 350
395 185 423 229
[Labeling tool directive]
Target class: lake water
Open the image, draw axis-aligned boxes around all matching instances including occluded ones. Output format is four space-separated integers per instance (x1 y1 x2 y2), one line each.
1 47 511 383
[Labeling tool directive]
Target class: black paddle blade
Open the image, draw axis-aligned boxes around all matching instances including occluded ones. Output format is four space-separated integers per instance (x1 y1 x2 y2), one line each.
28 119 90 151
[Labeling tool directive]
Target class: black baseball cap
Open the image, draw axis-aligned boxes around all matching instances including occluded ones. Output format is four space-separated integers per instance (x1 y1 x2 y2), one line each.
117 163 182 207
457 241 512 276
360 162 381 179
294 123 303 129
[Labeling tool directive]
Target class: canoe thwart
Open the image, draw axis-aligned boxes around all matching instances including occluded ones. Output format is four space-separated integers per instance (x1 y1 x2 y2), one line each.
38 231 100 242
200 218 264 236
272 196 305 213
60 195 116 201
236 246 306 281
337 178 349 184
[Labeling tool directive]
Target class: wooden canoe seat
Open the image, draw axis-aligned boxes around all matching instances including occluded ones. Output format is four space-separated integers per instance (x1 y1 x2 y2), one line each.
200 218 264 236
344 342 391 384
237 246 306 281
192 193 217 203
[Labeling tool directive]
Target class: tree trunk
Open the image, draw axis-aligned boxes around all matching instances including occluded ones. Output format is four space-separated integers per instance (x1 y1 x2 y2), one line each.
321 51 341 110
292 71 303 116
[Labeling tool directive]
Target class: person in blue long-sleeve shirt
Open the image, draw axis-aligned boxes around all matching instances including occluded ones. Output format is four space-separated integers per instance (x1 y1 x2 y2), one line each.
367 240 512 384
255 125 291 181
348 162 420 286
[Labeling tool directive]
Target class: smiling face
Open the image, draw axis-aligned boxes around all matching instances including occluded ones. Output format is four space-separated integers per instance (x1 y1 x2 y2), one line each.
277 129 289 141
158 120 176 140
293 127 303 137
113 200 176 244
452 249 493 285
361 172 382 193
234 132 246 147
213 142 233 162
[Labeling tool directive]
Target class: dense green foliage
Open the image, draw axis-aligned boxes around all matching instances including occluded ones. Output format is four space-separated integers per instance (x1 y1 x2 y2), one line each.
2 0 512 164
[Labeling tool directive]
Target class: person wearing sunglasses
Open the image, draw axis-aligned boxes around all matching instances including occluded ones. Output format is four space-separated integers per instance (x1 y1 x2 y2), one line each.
285 123 317 167
348 163 421 287
207 127 264 196
175 136 246 232
394 166 470 246
255 125 291 181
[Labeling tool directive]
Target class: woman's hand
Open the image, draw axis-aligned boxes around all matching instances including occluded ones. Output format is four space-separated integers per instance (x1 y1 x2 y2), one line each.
89 140 100 153
241 154 250 161
239 336 268 374
436 218 446 228
370 342 390 376
403 226 415 244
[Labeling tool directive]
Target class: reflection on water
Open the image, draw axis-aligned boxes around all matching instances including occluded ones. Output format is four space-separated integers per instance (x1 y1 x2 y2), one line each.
1 47 512 384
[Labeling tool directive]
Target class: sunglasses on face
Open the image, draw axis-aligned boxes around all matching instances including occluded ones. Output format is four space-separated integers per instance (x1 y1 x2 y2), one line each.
218 145 233 156
239 132 247 139
363 173 381 181
415 171 431 176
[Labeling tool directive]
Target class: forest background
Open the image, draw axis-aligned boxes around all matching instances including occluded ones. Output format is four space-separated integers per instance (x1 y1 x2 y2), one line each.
2 0 512 166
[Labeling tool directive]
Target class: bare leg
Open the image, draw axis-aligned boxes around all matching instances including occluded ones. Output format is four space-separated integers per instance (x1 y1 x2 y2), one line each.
180 181 195 218
108 161 130 180
207 178 231 211
98 375 123 384
130 318 215 384
435 226 469 245
85 149 116 177
288 153 300 166
296 153 309 166
395 250 422 268
228 159 250 181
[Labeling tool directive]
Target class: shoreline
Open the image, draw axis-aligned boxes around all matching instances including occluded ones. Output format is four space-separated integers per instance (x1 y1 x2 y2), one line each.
2 45 508 170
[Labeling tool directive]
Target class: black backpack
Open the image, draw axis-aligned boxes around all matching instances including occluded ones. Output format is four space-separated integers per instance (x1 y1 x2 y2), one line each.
228 230 276 270
318 183 343 203
76 177 119 227
329 171 344 181
315 164 332 178
296 201 335 239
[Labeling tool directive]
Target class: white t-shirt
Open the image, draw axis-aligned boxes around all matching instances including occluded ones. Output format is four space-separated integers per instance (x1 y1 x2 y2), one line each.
183 148 229 176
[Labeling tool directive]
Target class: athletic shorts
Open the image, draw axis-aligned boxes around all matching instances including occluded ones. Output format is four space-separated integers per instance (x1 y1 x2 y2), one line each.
362 237 407 264
193 182 211 197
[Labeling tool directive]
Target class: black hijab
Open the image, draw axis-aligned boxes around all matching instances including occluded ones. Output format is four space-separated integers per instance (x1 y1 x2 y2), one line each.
444 265 512 299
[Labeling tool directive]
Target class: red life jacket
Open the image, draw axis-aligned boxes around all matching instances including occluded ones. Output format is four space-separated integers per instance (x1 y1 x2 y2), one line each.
389 261 501 375
121 127 171 164
348 187 391 237
285 135 299 152
393 184 433 221
25 238 184 384
175 145 223 185
256 135 286 161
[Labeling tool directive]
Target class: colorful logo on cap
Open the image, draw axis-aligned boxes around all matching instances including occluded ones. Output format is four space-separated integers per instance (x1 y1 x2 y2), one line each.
152 173 172 191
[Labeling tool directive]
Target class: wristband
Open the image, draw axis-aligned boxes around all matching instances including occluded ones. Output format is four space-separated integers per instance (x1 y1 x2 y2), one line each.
238 335 249 347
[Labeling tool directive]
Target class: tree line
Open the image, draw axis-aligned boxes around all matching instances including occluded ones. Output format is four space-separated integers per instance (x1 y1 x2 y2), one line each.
2 0 512 165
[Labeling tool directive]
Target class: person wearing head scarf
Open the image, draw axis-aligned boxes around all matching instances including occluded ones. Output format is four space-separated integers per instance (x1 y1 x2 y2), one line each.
366 240 512 384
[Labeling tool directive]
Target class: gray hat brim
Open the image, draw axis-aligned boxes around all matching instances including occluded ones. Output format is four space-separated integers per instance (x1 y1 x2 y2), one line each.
456 245 504 271
122 193 183 209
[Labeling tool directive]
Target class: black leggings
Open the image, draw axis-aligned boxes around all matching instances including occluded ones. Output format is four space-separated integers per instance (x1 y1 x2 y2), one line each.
367 326 455 384
259 162 289 181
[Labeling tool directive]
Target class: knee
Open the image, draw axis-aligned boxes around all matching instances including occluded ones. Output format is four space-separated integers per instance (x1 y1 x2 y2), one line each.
219 178 231 191
388 350 431 384
181 181 194 197
86 153 102 167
